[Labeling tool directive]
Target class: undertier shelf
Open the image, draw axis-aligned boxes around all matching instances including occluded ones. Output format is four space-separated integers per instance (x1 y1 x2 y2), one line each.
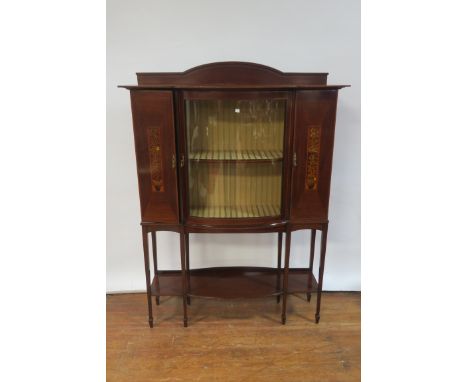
189 150 283 162
151 267 318 299
190 205 280 218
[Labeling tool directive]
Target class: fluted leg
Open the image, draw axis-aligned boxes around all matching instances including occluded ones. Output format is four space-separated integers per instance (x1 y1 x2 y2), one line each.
276 232 283 303
142 227 153 328
151 231 160 305
315 224 328 324
185 233 191 306
281 231 291 324
307 229 316 302
179 232 188 327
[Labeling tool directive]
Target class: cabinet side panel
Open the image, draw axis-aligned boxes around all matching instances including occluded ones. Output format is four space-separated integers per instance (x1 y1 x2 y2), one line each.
290 90 338 222
130 90 179 223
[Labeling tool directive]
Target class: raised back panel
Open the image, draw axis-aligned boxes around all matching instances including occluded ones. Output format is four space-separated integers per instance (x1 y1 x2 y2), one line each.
130 90 179 223
137 62 328 87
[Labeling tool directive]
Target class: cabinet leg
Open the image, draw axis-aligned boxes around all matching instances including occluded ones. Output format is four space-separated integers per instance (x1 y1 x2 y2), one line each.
151 231 160 305
179 232 188 327
276 232 283 304
315 224 328 324
142 227 154 328
281 231 291 324
307 229 316 303
185 233 191 306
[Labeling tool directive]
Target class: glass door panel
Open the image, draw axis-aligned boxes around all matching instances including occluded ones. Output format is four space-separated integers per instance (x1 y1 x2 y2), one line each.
185 97 286 218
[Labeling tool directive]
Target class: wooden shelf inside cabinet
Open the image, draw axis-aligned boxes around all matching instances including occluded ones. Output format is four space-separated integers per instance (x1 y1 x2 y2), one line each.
190 204 280 218
189 150 283 163
151 267 318 299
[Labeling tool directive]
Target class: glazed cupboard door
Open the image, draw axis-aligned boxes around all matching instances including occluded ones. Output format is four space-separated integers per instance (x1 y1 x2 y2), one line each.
290 90 338 222
130 91 179 223
182 91 290 220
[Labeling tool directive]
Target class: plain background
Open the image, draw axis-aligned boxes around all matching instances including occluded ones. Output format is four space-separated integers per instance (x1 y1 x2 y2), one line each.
107 0 361 292
3 1 468 381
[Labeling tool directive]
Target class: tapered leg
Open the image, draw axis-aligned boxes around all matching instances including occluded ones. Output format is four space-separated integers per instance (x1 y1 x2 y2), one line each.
185 233 191 305
281 231 291 324
276 232 283 303
307 229 317 302
142 227 153 328
179 232 188 327
151 231 160 305
315 224 328 324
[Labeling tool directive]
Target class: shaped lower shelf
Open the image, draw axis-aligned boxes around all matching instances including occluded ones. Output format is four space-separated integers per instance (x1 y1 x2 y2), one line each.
150 266 318 299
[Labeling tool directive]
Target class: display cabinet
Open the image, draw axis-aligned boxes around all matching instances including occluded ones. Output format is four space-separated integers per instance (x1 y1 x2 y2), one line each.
120 62 348 327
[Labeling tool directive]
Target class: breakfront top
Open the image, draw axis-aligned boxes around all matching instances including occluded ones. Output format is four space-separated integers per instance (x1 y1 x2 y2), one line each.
120 62 348 233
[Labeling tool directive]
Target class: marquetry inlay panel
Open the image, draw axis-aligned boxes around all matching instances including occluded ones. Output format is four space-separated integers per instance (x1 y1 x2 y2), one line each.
305 125 321 191
147 127 164 192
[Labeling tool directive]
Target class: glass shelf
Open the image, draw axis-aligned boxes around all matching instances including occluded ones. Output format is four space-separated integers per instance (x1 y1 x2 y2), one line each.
185 97 286 218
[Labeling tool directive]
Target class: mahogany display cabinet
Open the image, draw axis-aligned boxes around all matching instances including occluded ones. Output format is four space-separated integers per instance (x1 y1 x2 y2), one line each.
119 62 349 327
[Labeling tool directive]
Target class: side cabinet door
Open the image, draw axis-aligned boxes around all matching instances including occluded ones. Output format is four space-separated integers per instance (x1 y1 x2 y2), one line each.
290 90 338 222
130 91 179 223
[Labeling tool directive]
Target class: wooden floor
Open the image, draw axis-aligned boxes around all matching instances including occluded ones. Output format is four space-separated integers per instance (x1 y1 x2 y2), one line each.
107 292 360 382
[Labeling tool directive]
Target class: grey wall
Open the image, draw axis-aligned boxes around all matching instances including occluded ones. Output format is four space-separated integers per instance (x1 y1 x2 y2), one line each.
107 0 360 291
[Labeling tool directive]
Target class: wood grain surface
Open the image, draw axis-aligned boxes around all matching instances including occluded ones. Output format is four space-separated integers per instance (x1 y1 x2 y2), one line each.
107 292 360 382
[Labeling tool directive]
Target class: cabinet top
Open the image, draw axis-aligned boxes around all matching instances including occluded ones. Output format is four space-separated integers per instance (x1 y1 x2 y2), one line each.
118 62 350 90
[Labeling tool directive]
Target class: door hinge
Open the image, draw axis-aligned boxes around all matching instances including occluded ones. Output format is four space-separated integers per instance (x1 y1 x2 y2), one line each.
172 154 176 169
293 152 297 167
180 154 185 168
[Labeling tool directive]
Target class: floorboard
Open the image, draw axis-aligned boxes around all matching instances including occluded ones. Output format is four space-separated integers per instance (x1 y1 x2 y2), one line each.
107 292 360 382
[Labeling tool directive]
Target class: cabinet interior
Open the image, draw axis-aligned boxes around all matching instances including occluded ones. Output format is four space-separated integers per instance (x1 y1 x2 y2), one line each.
185 98 285 218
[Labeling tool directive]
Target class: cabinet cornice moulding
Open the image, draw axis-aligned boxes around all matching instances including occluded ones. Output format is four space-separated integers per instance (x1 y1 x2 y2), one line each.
118 61 350 88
